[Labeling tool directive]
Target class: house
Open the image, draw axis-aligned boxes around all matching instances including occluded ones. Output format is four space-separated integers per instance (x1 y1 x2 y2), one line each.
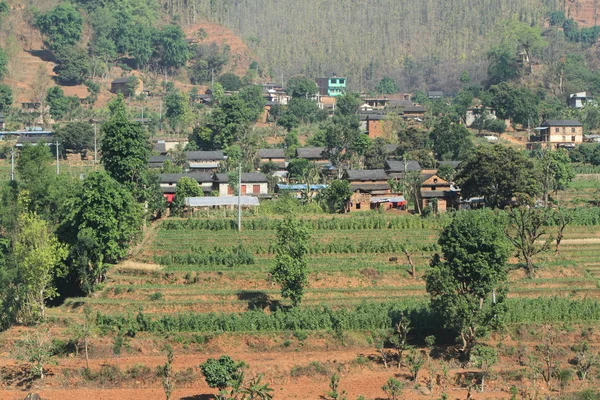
360 112 391 138
316 76 346 97
531 120 584 149
428 91 444 99
568 92 590 109
213 172 269 196
158 172 214 202
185 150 226 171
153 141 168 155
361 98 390 110
149 155 173 169
16 135 54 147
295 147 330 166
275 184 328 199
465 107 497 127
343 169 392 212
110 77 143 96
384 160 422 179
419 174 459 213
402 105 426 118
257 148 286 169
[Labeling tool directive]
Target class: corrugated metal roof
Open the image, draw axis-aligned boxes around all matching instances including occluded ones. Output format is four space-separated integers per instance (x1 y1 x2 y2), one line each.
185 196 260 207
276 184 329 190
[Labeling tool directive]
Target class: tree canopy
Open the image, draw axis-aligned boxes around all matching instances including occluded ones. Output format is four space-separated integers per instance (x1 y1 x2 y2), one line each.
35 4 83 50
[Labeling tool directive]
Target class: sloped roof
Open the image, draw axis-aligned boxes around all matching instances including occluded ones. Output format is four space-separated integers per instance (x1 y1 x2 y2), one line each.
257 148 285 159
185 196 260 207
384 160 421 173
403 105 426 113
296 147 326 159
345 169 389 181
149 155 172 164
214 172 269 183
111 77 131 84
17 136 54 145
437 160 461 169
159 172 214 184
350 183 391 192
420 190 459 198
541 120 582 127
185 150 225 161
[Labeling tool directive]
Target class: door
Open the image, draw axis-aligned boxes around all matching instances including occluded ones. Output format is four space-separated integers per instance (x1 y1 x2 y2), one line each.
253 184 260 194
241 185 247 194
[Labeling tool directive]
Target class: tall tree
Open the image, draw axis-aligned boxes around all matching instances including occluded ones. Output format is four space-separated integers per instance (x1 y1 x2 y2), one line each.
535 149 575 207
375 76 399 94
270 214 311 306
101 95 150 187
35 4 83 50
0 83 13 112
286 76 318 98
430 117 474 161
59 171 143 293
425 210 510 360
456 145 540 208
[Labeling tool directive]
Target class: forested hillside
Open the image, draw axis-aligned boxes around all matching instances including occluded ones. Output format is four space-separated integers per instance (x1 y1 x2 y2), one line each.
160 0 565 91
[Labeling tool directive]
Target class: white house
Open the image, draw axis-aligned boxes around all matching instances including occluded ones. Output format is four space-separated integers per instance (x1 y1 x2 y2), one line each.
213 172 269 196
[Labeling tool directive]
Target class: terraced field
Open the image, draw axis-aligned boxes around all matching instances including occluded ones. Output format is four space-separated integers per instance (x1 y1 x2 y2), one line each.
55 214 600 320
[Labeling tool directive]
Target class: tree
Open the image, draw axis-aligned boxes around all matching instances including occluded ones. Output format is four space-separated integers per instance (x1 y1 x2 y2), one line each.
47 86 80 121
286 75 318 98
53 46 91 85
0 47 7 81
430 117 474 161
165 90 192 130
0 83 12 112
535 149 575 206
101 95 150 187
472 345 498 392
160 347 175 400
69 305 97 369
14 329 55 380
16 144 54 214
13 210 68 322
375 77 399 94
495 19 547 75
270 214 311 306
208 93 263 148
241 374 274 400
456 145 539 208
505 206 553 278
154 25 190 71
397 127 431 156
173 176 203 212
425 210 510 360
218 73 243 91
189 43 229 84
201 355 243 391
59 171 143 293
364 137 389 169
437 164 456 182
319 180 352 213
55 122 94 154
35 3 83 50
382 377 404 400
489 83 539 127
286 158 310 181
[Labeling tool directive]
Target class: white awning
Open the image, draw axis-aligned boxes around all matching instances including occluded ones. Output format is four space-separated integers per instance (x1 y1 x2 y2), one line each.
185 196 260 207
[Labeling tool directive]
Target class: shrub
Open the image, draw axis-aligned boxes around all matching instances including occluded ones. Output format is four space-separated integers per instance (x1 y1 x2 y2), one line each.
149 292 163 301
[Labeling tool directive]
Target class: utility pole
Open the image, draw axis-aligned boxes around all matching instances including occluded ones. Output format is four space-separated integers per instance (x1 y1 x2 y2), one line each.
10 147 14 181
211 68 214 89
55 139 60 175
237 162 242 232
93 121 97 168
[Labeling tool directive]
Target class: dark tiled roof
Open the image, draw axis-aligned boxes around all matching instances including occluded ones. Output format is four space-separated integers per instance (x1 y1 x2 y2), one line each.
185 150 225 161
153 142 167 153
257 148 285 159
159 173 214 184
403 105 426 113
350 183 391 192
384 160 421 173
420 190 459 198
388 100 414 107
345 169 389 181
384 144 398 153
214 173 268 183
149 155 172 163
17 135 54 144
437 160 461 169
541 120 583 127
111 77 131 84
296 147 326 159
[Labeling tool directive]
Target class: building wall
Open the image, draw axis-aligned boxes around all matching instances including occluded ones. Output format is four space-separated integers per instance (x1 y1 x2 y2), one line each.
547 126 583 144
218 182 268 196
189 160 221 170
348 193 371 212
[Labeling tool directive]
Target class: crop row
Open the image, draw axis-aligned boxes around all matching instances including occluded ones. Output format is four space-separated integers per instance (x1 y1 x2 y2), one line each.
96 297 600 335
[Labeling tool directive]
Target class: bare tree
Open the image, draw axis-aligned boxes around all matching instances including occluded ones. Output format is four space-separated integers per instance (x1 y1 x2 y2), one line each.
30 65 52 128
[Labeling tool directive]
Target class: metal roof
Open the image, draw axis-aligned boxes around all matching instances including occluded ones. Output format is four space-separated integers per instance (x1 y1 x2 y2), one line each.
276 184 329 190
541 120 583 127
185 196 260 207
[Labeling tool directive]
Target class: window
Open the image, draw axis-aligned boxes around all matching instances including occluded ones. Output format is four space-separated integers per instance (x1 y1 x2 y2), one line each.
356 203 361 210
555 127 560 133
572 136 576 142
571 127 576 133
431 186 437 191
339 79 345 84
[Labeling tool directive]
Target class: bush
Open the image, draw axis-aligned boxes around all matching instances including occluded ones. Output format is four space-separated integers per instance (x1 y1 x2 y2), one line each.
149 292 163 301
218 73 243 91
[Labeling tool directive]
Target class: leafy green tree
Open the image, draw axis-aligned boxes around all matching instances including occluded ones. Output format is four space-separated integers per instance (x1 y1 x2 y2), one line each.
46 86 81 121
375 76 399 94
382 377 404 400
0 83 12 112
218 73 243 91
286 75 318 98
535 149 575 206
319 180 352 213
456 145 539 208
364 137 388 169
425 210 510 360
55 122 94 154
165 90 192 130
35 3 83 50
160 347 175 400
437 164 456 182
0 47 7 80
189 43 230 84
201 355 243 391
16 144 54 213
59 171 143 293
101 95 150 187
430 117 474 161
397 127 431 156
13 210 68 322
495 19 547 75
53 46 91 85
335 92 361 116
505 206 553 278
153 25 190 71
270 214 311 306
172 176 203 212
487 45 519 85
286 158 311 180
208 92 263 148
323 114 361 169
489 83 539 127
472 345 498 392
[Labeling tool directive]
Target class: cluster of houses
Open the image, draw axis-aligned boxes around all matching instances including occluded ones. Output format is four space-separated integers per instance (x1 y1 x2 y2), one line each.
152 144 460 213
